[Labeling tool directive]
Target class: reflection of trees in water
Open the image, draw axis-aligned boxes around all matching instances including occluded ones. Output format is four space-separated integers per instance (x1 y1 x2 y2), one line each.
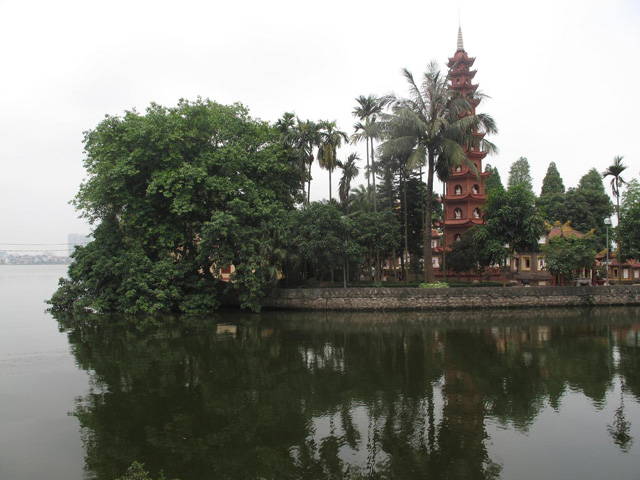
54 309 640 479
608 382 633 453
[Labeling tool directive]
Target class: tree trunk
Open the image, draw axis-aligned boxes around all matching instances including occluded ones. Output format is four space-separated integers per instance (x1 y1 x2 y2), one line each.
371 138 377 213
616 191 622 261
365 136 371 190
307 160 313 205
403 172 410 284
390 177 398 282
441 182 447 280
423 151 435 283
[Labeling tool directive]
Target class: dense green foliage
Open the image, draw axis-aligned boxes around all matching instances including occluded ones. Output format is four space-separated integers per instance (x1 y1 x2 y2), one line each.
542 233 597 282
507 157 533 192
50 100 305 313
563 169 613 250
473 184 545 268
537 162 566 222
540 162 565 196
447 231 480 279
534 167 613 251
618 179 640 261
484 164 504 194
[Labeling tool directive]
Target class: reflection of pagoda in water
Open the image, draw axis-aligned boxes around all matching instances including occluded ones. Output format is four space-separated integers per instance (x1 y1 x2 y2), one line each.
442 27 490 247
439 329 501 477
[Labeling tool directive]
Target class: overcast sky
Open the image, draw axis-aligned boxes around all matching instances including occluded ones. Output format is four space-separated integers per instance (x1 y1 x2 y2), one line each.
1 0 639 253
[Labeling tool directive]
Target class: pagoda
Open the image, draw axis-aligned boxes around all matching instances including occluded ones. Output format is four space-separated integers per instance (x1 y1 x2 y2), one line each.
442 27 489 247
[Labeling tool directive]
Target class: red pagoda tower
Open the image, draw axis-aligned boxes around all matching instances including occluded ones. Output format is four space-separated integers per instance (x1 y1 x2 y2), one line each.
442 27 489 247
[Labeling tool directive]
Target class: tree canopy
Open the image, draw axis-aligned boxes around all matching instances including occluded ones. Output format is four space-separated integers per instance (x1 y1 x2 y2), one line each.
542 232 597 283
537 162 566 223
472 184 544 269
50 99 305 314
484 164 504 194
618 178 640 261
563 168 613 250
540 162 565 196
507 157 533 192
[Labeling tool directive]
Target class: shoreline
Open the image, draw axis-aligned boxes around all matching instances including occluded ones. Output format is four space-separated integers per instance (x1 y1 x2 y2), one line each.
262 285 640 311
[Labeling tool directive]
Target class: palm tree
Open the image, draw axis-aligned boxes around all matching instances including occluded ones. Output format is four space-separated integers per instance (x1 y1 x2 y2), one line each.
352 95 385 212
377 116 416 283
275 112 296 137
380 61 497 283
435 157 452 280
276 112 307 202
288 118 320 204
337 153 360 212
317 120 349 201
348 184 374 213
602 155 627 226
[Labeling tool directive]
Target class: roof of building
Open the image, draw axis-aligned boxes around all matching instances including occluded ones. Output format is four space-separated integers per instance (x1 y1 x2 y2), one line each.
547 222 586 239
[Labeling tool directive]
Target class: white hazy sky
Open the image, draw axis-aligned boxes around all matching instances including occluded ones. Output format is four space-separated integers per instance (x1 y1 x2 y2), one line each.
1 0 639 252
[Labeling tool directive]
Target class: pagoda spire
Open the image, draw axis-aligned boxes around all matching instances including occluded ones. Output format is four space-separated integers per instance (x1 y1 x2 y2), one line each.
457 25 464 52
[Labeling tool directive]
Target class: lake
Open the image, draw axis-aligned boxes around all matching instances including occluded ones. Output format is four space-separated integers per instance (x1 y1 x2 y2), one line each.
1 265 640 479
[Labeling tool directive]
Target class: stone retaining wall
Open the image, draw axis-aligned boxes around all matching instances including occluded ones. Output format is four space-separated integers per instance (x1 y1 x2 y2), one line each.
262 285 640 311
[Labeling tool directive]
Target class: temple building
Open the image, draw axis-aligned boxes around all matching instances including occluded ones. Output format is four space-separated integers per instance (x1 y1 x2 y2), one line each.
442 27 490 247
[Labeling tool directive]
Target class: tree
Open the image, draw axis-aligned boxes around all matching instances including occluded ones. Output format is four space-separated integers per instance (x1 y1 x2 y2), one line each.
290 201 354 283
540 162 565 196
49 99 304 314
618 179 640 261
474 184 544 270
289 118 320 204
602 155 627 227
380 61 497 282
337 153 360 212
317 120 349 201
351 208 402 279
508 157 533 192
352 95 385 210
348 184 374 213
563 168 613 250
543 232 597 284
537 162 566 222
447 231 480 280
276 112 307 203
484 164 504 195
289 201 400 284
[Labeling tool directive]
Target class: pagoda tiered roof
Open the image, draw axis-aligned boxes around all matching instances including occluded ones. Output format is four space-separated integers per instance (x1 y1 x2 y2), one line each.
444 192 487 202
447 51 476 68
445 218 484 227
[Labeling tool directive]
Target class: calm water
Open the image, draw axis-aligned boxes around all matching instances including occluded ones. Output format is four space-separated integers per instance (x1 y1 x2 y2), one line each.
1 266 640 479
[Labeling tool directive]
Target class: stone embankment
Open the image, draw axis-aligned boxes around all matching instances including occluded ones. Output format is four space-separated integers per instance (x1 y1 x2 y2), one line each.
263 285 640 311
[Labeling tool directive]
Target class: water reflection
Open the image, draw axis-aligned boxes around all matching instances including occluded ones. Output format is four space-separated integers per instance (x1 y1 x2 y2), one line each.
54 308 640 480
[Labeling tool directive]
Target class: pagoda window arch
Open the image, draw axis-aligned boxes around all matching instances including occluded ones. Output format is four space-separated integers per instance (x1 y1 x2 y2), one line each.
473 208 481 219
455 165 462 172
454 234 461 242
455 185 462 195
472 184 479 194
454 208 463 219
